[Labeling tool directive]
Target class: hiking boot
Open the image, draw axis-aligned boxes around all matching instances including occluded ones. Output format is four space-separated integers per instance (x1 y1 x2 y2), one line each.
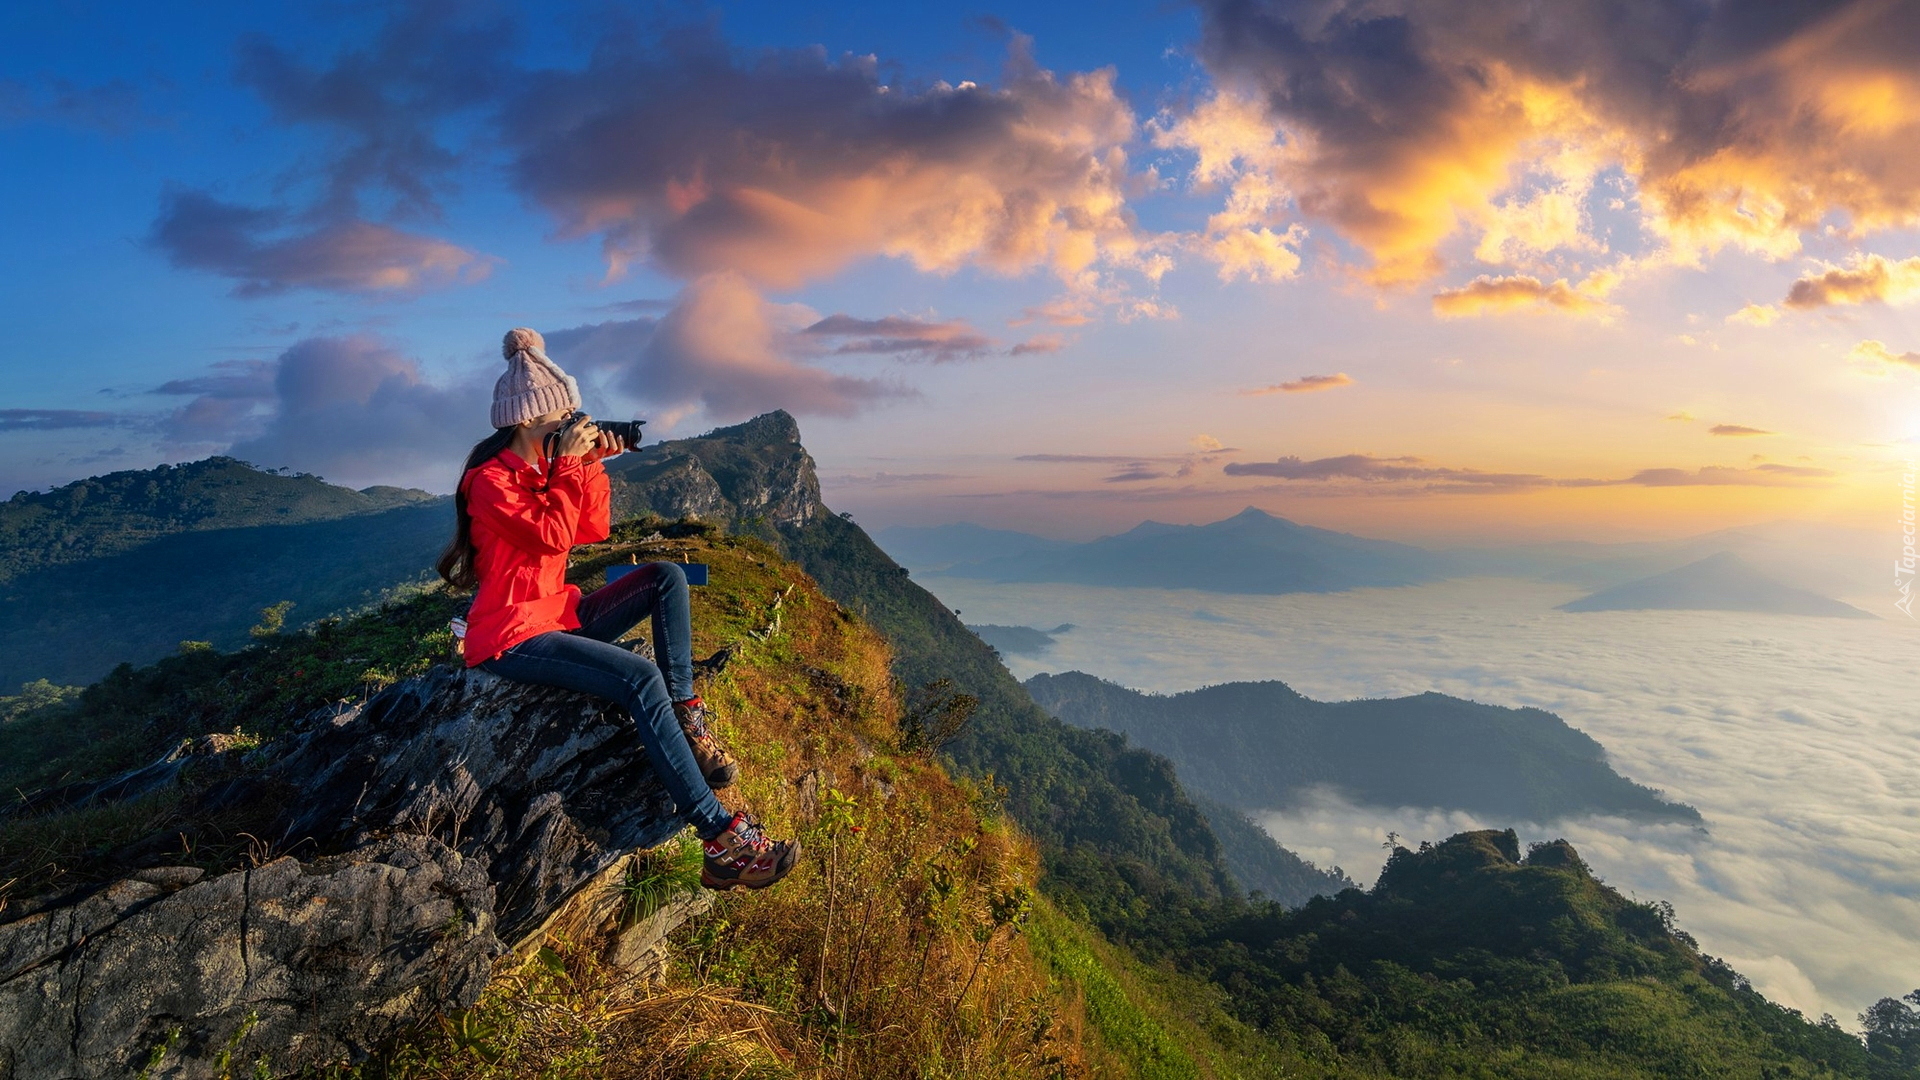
701 811 801 891
673 697 738 789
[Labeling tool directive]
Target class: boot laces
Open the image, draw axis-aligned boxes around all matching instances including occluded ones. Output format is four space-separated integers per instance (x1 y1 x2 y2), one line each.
680 702 713 739
730 813 770 852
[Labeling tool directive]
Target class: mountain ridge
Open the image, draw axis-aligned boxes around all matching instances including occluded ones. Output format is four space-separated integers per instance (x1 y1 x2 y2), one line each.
871 521 1075 571
0 455 435 584
1026 669 1700 825
936 505 1451 594
880 511 1883 605
1560 550 1875 617
0 456 451 690
2 413 1907 1077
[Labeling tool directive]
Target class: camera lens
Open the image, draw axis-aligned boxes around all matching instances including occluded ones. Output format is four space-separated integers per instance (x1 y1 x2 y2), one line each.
599 420 645 444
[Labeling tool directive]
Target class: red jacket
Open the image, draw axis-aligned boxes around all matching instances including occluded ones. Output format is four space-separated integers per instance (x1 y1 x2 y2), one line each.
459 447 611 665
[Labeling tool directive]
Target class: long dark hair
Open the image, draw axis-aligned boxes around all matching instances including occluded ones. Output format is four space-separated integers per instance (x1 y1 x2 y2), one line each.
437 427 517 591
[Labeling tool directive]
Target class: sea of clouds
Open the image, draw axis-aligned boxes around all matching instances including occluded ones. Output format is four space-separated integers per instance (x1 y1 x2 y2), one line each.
919 573 1920 1027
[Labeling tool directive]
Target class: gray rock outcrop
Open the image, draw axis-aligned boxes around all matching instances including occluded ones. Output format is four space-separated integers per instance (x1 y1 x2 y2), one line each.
0 666 698 1078
239 665 686 940
0 836 493 1076
607 410 822 531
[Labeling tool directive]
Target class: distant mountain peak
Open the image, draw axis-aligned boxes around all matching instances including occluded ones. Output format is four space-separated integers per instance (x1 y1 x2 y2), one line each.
942 503 1444 594
1217 506 1312 532
1559 549 1874 618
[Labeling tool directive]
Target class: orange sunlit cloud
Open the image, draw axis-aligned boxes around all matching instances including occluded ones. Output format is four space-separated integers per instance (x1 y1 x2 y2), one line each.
1783 253 1920 309
1013 298 1095 327
506 37 1156 298
1191 0 1920 287
1431 273 1616 318
1241 373 1353 395
1726 303 1783 326
1846 340 1920 369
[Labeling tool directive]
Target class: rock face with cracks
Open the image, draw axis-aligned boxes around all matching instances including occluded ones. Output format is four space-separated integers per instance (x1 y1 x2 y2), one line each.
0 836 494 1076
0 666 694 1078
605 410 822 531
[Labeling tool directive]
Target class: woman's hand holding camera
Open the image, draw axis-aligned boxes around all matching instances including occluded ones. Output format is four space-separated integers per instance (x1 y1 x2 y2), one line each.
553 414 600 460
590 426 627 459
540 411 631 465
552 414 629 462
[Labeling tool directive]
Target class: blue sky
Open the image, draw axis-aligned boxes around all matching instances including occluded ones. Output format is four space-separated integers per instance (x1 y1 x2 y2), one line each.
5 0 1919 543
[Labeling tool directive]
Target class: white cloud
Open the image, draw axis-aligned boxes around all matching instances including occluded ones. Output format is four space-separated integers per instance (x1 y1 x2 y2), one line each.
548 273 911 422
225 336 489 489
1150 91 1306 283
151 336 490 490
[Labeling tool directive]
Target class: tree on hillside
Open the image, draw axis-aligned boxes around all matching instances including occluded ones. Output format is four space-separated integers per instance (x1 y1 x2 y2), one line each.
1863 990 1920 1074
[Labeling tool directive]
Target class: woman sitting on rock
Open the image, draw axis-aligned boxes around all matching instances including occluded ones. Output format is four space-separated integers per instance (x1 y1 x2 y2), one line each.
436 327 799 891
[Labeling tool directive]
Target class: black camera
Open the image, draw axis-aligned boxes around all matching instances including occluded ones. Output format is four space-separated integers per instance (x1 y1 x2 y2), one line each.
544 413 645 459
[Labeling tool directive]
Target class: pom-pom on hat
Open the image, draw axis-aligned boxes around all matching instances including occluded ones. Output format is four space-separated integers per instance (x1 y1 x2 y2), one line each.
492 327 581 428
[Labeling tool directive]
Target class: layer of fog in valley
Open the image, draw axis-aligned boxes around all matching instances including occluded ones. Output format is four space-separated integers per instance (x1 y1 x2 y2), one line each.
919 572 1920 1027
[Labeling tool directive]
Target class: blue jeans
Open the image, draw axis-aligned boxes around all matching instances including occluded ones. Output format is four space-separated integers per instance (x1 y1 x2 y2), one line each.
481 562 733 839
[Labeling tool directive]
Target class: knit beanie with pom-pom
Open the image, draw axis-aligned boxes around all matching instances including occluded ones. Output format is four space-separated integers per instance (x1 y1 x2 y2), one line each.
492 327 581 428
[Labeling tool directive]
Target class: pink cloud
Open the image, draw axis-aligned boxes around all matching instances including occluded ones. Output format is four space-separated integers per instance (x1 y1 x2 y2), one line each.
551 274 910 422
1241 373 1353 395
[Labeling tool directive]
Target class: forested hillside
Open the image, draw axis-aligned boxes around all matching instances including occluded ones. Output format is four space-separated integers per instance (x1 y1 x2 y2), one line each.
0 457 446 688
1132 830 1887 1078
0 456 433 582
0 532 1120 1075
1027 670 1697 824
